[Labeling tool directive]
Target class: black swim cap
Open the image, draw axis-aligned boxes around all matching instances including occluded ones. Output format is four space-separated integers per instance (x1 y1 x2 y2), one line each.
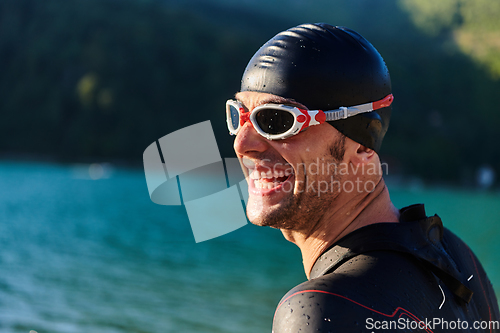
241 23 392 152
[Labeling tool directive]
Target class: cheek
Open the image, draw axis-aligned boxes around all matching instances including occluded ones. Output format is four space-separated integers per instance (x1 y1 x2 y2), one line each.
276 134 321 155
280 142 293 152
271 130 335 171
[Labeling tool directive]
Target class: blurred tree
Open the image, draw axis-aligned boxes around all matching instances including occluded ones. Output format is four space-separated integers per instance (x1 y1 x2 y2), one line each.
401 0 500 78
0 0 499 185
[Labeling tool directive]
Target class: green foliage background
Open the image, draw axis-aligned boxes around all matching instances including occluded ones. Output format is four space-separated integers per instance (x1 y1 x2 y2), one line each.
1 0 499 185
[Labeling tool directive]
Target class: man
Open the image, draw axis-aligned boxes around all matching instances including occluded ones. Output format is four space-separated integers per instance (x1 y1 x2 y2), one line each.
226 23 500 332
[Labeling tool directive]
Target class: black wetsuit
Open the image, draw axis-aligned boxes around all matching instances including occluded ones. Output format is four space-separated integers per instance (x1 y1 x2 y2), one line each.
273 204 500 332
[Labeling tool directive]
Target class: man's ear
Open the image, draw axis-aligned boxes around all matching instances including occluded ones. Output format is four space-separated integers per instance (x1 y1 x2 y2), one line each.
350 144 376 166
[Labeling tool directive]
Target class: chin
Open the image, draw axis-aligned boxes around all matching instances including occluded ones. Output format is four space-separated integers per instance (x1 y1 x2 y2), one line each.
247 182 340 232
248 216 289 229
246 196 302 230
246 207 283 228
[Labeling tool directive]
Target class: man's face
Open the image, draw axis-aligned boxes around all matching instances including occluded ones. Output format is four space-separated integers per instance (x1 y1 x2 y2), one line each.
233 91 347 232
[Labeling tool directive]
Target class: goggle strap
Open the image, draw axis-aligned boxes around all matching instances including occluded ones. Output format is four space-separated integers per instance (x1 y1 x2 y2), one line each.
323 94 394 121
325 107 349 121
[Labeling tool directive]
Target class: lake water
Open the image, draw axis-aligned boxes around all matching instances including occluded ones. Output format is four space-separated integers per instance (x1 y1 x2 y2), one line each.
0 161 499 333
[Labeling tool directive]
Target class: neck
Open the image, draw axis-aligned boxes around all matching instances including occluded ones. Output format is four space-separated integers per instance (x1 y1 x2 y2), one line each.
280 178 399 279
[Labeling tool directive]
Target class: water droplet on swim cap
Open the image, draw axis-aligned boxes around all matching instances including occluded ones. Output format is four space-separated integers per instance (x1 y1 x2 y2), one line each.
240 23 392 152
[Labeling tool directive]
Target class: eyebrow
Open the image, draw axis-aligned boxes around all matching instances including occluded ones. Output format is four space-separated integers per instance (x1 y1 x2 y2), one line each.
257 96 298 105
234 93 307 109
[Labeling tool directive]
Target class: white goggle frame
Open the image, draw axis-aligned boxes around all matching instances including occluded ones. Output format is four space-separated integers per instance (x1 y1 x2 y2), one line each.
226 94 393 140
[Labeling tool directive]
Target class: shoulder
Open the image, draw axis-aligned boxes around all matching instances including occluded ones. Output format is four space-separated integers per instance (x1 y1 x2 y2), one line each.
272 250 442 333
441 228 500 318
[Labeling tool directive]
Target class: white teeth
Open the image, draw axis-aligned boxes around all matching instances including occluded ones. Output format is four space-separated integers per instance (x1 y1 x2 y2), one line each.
254 180 279 189
248 167 293 182
249 169 259 179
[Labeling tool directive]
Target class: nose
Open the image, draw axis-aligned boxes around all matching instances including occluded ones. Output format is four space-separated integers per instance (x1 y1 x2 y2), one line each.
234 121 269 156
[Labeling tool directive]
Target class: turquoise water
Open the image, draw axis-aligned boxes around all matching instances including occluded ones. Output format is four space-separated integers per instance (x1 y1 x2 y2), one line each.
0 162 499 333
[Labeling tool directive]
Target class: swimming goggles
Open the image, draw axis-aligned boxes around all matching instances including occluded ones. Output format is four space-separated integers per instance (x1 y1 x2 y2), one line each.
226 94 393 140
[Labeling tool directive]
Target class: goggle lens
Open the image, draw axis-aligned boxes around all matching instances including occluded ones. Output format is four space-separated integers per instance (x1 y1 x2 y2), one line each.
255 109 294 135
228 104 240 131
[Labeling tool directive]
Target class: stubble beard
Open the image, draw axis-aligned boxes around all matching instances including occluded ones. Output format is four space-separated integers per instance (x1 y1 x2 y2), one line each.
249 178 341 231
247 136 346 231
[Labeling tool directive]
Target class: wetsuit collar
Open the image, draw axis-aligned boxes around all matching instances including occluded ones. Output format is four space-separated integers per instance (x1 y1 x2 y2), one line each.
309 204 474 304
309 204 426 279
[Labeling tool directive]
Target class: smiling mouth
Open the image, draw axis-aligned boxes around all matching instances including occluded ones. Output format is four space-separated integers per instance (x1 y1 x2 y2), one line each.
248 168 293 190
